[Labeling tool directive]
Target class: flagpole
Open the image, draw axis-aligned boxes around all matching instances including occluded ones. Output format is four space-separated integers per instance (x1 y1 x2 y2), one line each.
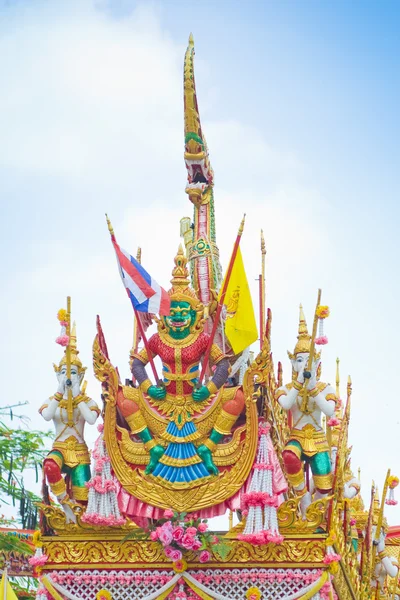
259 230 266 350
66 297 74 427
198 214 246 385
106 215 161 385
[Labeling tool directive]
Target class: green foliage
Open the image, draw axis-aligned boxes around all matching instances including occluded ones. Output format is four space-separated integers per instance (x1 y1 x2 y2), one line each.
0 403 52 555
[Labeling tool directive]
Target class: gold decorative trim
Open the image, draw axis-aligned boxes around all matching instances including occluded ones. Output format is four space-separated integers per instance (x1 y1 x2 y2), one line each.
125 412 147 435
158 453 202 467
50 478 66 496
42 536 326 568
139 379 152 393
213 409 239 436
72 485 88 501
287 469 305 488
313 473 333 490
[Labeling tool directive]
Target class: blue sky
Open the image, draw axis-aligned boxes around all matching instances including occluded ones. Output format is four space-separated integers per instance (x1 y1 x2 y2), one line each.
1 0 399 523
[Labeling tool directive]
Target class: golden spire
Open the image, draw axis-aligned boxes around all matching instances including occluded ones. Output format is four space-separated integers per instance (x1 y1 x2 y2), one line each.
184 33 204 153
183 33 213 200
293 304 311 354
170 245 190 288
55 322 86 374
168 246 201 308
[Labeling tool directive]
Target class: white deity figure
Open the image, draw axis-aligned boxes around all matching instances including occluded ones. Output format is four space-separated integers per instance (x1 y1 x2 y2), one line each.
372 527 399 593
39 325 100 523
275 307 336 516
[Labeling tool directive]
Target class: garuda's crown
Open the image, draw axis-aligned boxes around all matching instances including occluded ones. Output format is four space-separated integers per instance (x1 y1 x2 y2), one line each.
54 323 87 375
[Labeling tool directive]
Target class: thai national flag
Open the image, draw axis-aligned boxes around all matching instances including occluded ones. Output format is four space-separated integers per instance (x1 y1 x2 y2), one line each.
111 238 170 316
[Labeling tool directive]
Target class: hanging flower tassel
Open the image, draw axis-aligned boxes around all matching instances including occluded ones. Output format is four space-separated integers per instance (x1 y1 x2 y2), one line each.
386 476 399 506
238 421 286 545
55 308 69 346
82 423 125 527
29 530 48 570
315 305 330 346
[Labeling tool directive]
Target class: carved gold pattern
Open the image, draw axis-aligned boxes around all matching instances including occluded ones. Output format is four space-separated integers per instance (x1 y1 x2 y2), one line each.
42 535 326 569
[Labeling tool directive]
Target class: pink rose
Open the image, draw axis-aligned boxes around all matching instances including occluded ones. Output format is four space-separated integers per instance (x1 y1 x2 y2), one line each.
158 526 173 546
186 526 197 536
199 550 211 563
164 545 175 558
170 549 182 561
181 533 195 549
191 537 202 550
150 531 158 541
198 522 208 532
164 508 174 519
172 526 184 542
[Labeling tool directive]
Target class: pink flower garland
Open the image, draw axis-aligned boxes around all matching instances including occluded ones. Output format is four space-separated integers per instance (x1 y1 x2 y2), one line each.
56 335 69 346
327 417 340 427
242 492 279 508
29 554 48 567
323 553 341 564
315 336 328 345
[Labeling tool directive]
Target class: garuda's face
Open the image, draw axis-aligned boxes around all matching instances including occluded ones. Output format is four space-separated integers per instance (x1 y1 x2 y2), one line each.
163 301 197 339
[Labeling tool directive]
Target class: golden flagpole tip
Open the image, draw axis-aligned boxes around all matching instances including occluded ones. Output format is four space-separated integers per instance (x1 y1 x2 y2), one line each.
105 213 114 236
238 213 246 235
188 32 194 46
261 229 266 254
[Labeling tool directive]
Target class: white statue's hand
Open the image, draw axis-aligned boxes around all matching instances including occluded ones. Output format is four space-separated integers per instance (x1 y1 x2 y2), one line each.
57 372 66 395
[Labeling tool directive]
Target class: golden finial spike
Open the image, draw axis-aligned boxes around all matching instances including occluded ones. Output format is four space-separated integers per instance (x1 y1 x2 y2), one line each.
336 357 340 398
188 32 194 46
298 304 308 336
348 375 352 385
105 213 114 236
238 214 246 235
261 229 266 255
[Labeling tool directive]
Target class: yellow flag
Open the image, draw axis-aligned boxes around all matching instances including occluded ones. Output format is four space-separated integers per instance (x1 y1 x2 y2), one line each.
0 570 18 600
219 246 258 354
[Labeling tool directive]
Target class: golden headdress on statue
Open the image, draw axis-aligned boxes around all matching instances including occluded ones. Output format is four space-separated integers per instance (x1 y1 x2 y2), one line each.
54 322 86 375
288 305 321 361
168 245 203 311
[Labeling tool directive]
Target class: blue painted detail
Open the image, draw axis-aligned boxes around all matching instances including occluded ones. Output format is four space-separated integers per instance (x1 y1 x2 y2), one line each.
153 420 209 483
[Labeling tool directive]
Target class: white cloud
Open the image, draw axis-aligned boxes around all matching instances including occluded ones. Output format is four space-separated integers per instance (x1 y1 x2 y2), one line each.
1 0 398 527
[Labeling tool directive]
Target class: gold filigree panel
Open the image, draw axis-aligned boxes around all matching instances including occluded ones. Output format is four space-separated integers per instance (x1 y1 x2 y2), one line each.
43 537 326 569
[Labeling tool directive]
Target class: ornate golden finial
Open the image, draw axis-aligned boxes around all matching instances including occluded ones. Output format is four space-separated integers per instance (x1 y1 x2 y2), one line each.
238 214 246 235
261 229 266 255
105 213 114 236
184 33 202 143
294 304 311 354
336 357 340 397
170 245 190 288
168 246 201 309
